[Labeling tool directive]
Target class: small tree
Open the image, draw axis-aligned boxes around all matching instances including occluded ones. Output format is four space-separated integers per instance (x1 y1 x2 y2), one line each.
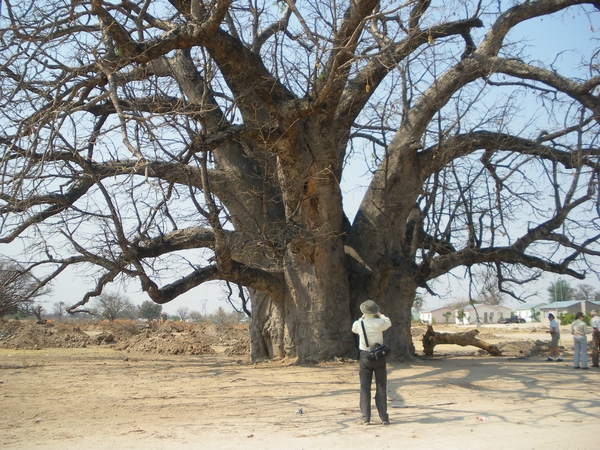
548 279 574 303
53 302 67 321
443 311 453 324
573 284 597 301
94 292 136 322
530 308 541 323
413 294 425 313
214 307 228 324
138 301 162 320
189 311 203 322
31 304 44 321
456 309 466 325
176 307 190 323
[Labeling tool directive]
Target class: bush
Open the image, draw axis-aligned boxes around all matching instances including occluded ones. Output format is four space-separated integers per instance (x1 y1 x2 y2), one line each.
558 313 575 325
559 313 592 326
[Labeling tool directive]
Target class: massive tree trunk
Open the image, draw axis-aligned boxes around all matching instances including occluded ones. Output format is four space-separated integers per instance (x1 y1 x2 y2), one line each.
236 117 356 362
250 242 355 362
282 244 354 361
275 119 355 361
345 140 427 360
376 275 418 360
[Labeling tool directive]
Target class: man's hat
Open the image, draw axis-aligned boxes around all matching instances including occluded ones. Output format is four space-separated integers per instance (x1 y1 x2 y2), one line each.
548 313 555 318
360 300 379 315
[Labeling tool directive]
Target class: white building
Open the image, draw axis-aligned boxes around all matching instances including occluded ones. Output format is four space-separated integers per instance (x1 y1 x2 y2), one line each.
455 304 512 325
513 303 547 323
419 306 455 325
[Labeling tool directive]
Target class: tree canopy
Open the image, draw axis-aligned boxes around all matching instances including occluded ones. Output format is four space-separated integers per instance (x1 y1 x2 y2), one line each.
0 259 50 317
138 300 163 320
93 292 137 321
1 0 599 361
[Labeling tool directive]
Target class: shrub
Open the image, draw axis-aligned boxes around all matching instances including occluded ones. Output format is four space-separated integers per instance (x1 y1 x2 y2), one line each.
558 313 575 325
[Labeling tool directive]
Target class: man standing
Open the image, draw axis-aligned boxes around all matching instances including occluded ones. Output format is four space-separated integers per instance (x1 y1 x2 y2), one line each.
546 313 563 362
571 311 589 369
352 300 392 426
589 310 600 368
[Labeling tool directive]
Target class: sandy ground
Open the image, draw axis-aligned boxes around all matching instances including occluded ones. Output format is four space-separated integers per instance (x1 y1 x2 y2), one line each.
1 323 599 450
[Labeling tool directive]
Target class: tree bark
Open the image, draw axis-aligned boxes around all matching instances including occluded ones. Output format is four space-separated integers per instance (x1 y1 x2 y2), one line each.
422 325 502 356
249 290 285 361
282 231 355 362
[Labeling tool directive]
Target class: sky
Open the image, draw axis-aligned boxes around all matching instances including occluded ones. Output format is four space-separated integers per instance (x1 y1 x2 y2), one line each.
3 3 600 317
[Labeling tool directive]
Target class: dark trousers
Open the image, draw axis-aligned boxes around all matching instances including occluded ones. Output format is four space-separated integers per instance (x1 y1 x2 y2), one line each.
593 335 599 367
358 351 389 422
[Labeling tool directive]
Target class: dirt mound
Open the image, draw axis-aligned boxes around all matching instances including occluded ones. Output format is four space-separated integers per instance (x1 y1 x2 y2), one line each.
496 339 548 357
0 320 93 350
411 326 427 337
0 319 250 356
0 320 553 359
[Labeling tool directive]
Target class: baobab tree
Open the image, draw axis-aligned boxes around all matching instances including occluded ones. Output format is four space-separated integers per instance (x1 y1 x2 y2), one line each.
1 0 599 361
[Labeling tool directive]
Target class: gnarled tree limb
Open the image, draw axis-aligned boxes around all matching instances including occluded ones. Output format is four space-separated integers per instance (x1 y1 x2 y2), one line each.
422 325 502 356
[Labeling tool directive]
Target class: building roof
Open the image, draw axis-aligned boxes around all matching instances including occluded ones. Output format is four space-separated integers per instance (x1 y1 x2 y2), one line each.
514 303 547 310
463 303 511 312
420 306 454 314
540 301 587 309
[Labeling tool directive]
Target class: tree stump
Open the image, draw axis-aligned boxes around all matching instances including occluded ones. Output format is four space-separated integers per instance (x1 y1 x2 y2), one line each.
422 325 502 356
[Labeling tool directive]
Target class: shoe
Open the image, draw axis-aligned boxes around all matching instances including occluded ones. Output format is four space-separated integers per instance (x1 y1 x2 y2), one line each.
360 420 370 425
574 367 581 369
546 357 553 361
582 367 589 370
382 420 390 425
591 364 599 368
557 358 563 362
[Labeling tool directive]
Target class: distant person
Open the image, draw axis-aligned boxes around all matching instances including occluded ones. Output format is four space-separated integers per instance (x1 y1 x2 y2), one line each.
570 312 589 369
546 313 563 362
351 300 392 426
589 310 600 368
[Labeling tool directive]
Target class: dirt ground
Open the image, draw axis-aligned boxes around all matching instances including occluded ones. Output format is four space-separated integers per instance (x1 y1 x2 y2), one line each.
1 320 598 449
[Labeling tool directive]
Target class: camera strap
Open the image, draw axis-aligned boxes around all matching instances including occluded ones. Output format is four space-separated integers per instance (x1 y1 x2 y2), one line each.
360 320 370 349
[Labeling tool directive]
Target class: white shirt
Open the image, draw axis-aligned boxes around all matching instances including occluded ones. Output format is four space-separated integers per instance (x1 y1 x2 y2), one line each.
591 315 600 331
352 314 392 350
549 319 559 334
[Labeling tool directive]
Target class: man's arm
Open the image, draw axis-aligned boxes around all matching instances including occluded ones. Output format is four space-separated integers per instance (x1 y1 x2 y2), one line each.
377 313 392 330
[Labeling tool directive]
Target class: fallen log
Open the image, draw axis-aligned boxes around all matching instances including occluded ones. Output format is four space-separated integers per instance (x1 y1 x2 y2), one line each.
422 325 502 356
